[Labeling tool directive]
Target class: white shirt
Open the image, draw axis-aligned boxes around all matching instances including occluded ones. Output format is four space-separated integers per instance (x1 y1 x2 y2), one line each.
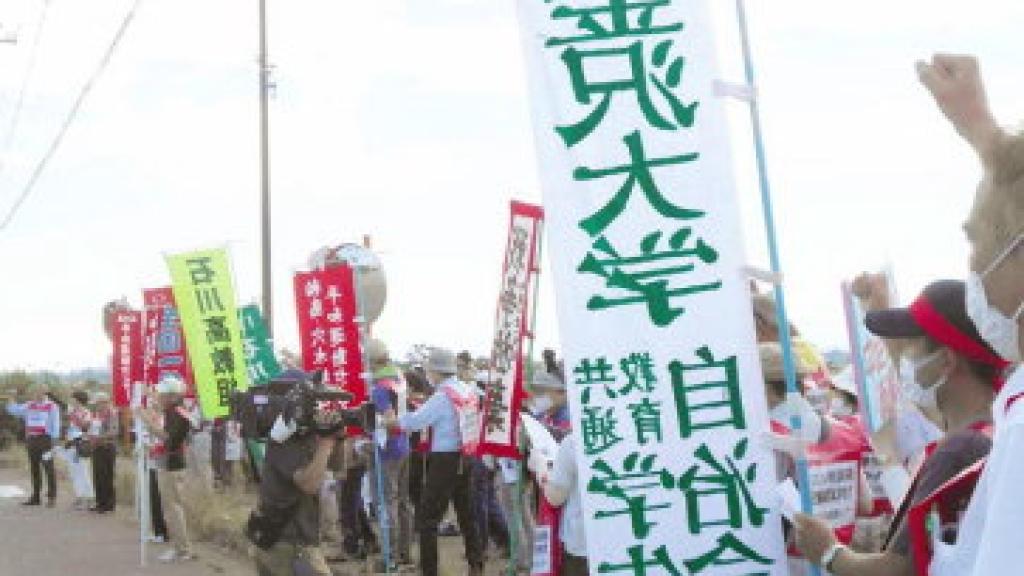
549 433 586 557
931 367 1024 576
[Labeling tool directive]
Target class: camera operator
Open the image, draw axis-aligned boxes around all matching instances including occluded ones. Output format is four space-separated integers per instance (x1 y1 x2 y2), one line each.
251 370 344 576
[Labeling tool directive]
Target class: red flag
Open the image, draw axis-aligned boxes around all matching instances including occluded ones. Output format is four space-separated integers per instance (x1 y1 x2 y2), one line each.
143 288 196 397
111 310 143 407
294 265 367 407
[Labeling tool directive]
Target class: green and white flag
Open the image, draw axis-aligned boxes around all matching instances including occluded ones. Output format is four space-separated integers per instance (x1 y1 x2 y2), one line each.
516 1 786 574
240 304 281 387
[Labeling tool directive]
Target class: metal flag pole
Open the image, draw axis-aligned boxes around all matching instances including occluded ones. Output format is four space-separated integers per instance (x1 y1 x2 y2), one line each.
131 381 149 567
734 2 819 573
354 265 392 575
258 0 274 339
509 221 544 576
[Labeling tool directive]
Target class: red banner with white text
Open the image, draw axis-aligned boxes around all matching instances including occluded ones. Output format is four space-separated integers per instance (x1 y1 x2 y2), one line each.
111 310 143 407
294 265 367 407
143 287 196 397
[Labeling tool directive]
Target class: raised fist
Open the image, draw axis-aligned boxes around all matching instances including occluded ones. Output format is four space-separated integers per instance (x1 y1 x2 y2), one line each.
917 53 1001 159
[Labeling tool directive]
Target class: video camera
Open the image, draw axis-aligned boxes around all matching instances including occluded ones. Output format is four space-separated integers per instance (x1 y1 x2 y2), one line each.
231 370 375 440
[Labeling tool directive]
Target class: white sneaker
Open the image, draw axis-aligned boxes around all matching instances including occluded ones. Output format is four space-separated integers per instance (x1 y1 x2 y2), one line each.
157 550 178 563
146 535 165 544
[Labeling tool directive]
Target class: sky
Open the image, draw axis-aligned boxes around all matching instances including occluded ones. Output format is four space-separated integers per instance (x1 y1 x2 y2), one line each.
0 0 1022 373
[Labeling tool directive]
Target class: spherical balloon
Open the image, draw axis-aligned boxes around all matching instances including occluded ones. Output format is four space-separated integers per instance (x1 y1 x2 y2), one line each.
310 244 388 324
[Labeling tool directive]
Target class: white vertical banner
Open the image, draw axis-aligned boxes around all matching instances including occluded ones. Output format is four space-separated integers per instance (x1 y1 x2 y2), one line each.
516 2 787 575
481 201 544 458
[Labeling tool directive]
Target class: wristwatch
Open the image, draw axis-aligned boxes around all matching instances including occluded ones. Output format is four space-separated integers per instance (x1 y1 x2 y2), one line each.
820 543 846 573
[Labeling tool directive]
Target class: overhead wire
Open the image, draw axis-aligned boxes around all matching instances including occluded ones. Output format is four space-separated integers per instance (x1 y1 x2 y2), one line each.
0 0 144 232
0 0 53 172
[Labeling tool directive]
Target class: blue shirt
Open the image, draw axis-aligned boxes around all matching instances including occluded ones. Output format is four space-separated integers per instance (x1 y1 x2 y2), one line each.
7 400 61 440
398 377 461 453
372 383 410 461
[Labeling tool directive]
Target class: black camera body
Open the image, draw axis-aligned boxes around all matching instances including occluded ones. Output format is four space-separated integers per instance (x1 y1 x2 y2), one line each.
231 370 374 440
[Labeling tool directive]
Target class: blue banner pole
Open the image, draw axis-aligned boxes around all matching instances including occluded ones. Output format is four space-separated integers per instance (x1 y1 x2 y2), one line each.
734 2 820 573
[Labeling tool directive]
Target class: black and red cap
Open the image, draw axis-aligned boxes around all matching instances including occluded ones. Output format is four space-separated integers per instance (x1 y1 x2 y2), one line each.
865 279 1009 381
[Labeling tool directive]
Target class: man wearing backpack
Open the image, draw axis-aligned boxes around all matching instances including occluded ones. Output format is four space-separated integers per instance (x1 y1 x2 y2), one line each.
388 347 484 576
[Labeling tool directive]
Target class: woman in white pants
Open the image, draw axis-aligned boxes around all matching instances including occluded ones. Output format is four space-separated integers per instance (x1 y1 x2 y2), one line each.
62 391 94 509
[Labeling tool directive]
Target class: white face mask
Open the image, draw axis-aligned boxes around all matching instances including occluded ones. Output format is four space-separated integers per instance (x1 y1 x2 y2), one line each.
966 234 1024 362
769 395 822 443
529 395 553 415
269 414 297 443
900 351 948 411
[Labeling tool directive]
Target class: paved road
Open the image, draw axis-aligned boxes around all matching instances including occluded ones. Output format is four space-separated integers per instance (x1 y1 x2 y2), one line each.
0 462 254 576
0 454 505 576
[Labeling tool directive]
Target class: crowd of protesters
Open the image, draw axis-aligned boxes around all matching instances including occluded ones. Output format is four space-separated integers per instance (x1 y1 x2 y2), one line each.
5 52 1024 576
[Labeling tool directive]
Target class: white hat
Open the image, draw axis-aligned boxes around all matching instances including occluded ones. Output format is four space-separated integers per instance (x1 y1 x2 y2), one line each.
532 370 565 391
758 342 812 382
157 374 186 395
367 339 389 362
426 348 457 375
93 391 110 403
832 366 858 398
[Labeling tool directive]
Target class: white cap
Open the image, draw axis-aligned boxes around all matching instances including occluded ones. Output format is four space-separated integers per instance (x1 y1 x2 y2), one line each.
367 338 389 362
832 366 858 397
426 348 458 375
532 370 565 391
157 374 186 395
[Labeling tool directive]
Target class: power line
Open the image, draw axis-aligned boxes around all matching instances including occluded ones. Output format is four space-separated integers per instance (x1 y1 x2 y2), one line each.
0 0 53 169
0 0 144 232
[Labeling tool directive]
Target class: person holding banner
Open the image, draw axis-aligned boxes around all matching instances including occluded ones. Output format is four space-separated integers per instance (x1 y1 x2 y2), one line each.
913 53 1024 576
368 338 414 568
794 279 1008 576
538 432 587 576
136 375 196 563
530 350 571 440
388 347 484 576
88 391 118 513
5 384 60 507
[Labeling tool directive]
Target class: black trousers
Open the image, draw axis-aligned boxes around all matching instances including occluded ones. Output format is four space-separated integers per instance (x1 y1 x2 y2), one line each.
417 452 483 576
339 464 376 554
25 435 56 501
91 444 117 510
408 451 426 515
149 469 167 538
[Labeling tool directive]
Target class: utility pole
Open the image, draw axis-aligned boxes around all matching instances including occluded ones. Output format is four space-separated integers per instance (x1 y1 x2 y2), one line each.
259 0 273 338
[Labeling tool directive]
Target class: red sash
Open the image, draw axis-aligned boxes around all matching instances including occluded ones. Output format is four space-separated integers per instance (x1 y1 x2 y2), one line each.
905 421 992 576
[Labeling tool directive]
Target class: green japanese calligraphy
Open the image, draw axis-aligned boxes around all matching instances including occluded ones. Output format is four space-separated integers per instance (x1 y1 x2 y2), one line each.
598 544 681 576
628 397 662 445
579 228 721 326
670 440 767 534
683 532 773 574
575 131 702 236
588 452 673 539
557 40 698 147
669 346 746 438
582 406 624 455
546 0 684 47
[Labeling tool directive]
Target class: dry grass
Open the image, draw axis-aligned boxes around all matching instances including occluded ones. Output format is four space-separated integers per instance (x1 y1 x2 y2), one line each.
111 457 257 557
4 445 508 576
